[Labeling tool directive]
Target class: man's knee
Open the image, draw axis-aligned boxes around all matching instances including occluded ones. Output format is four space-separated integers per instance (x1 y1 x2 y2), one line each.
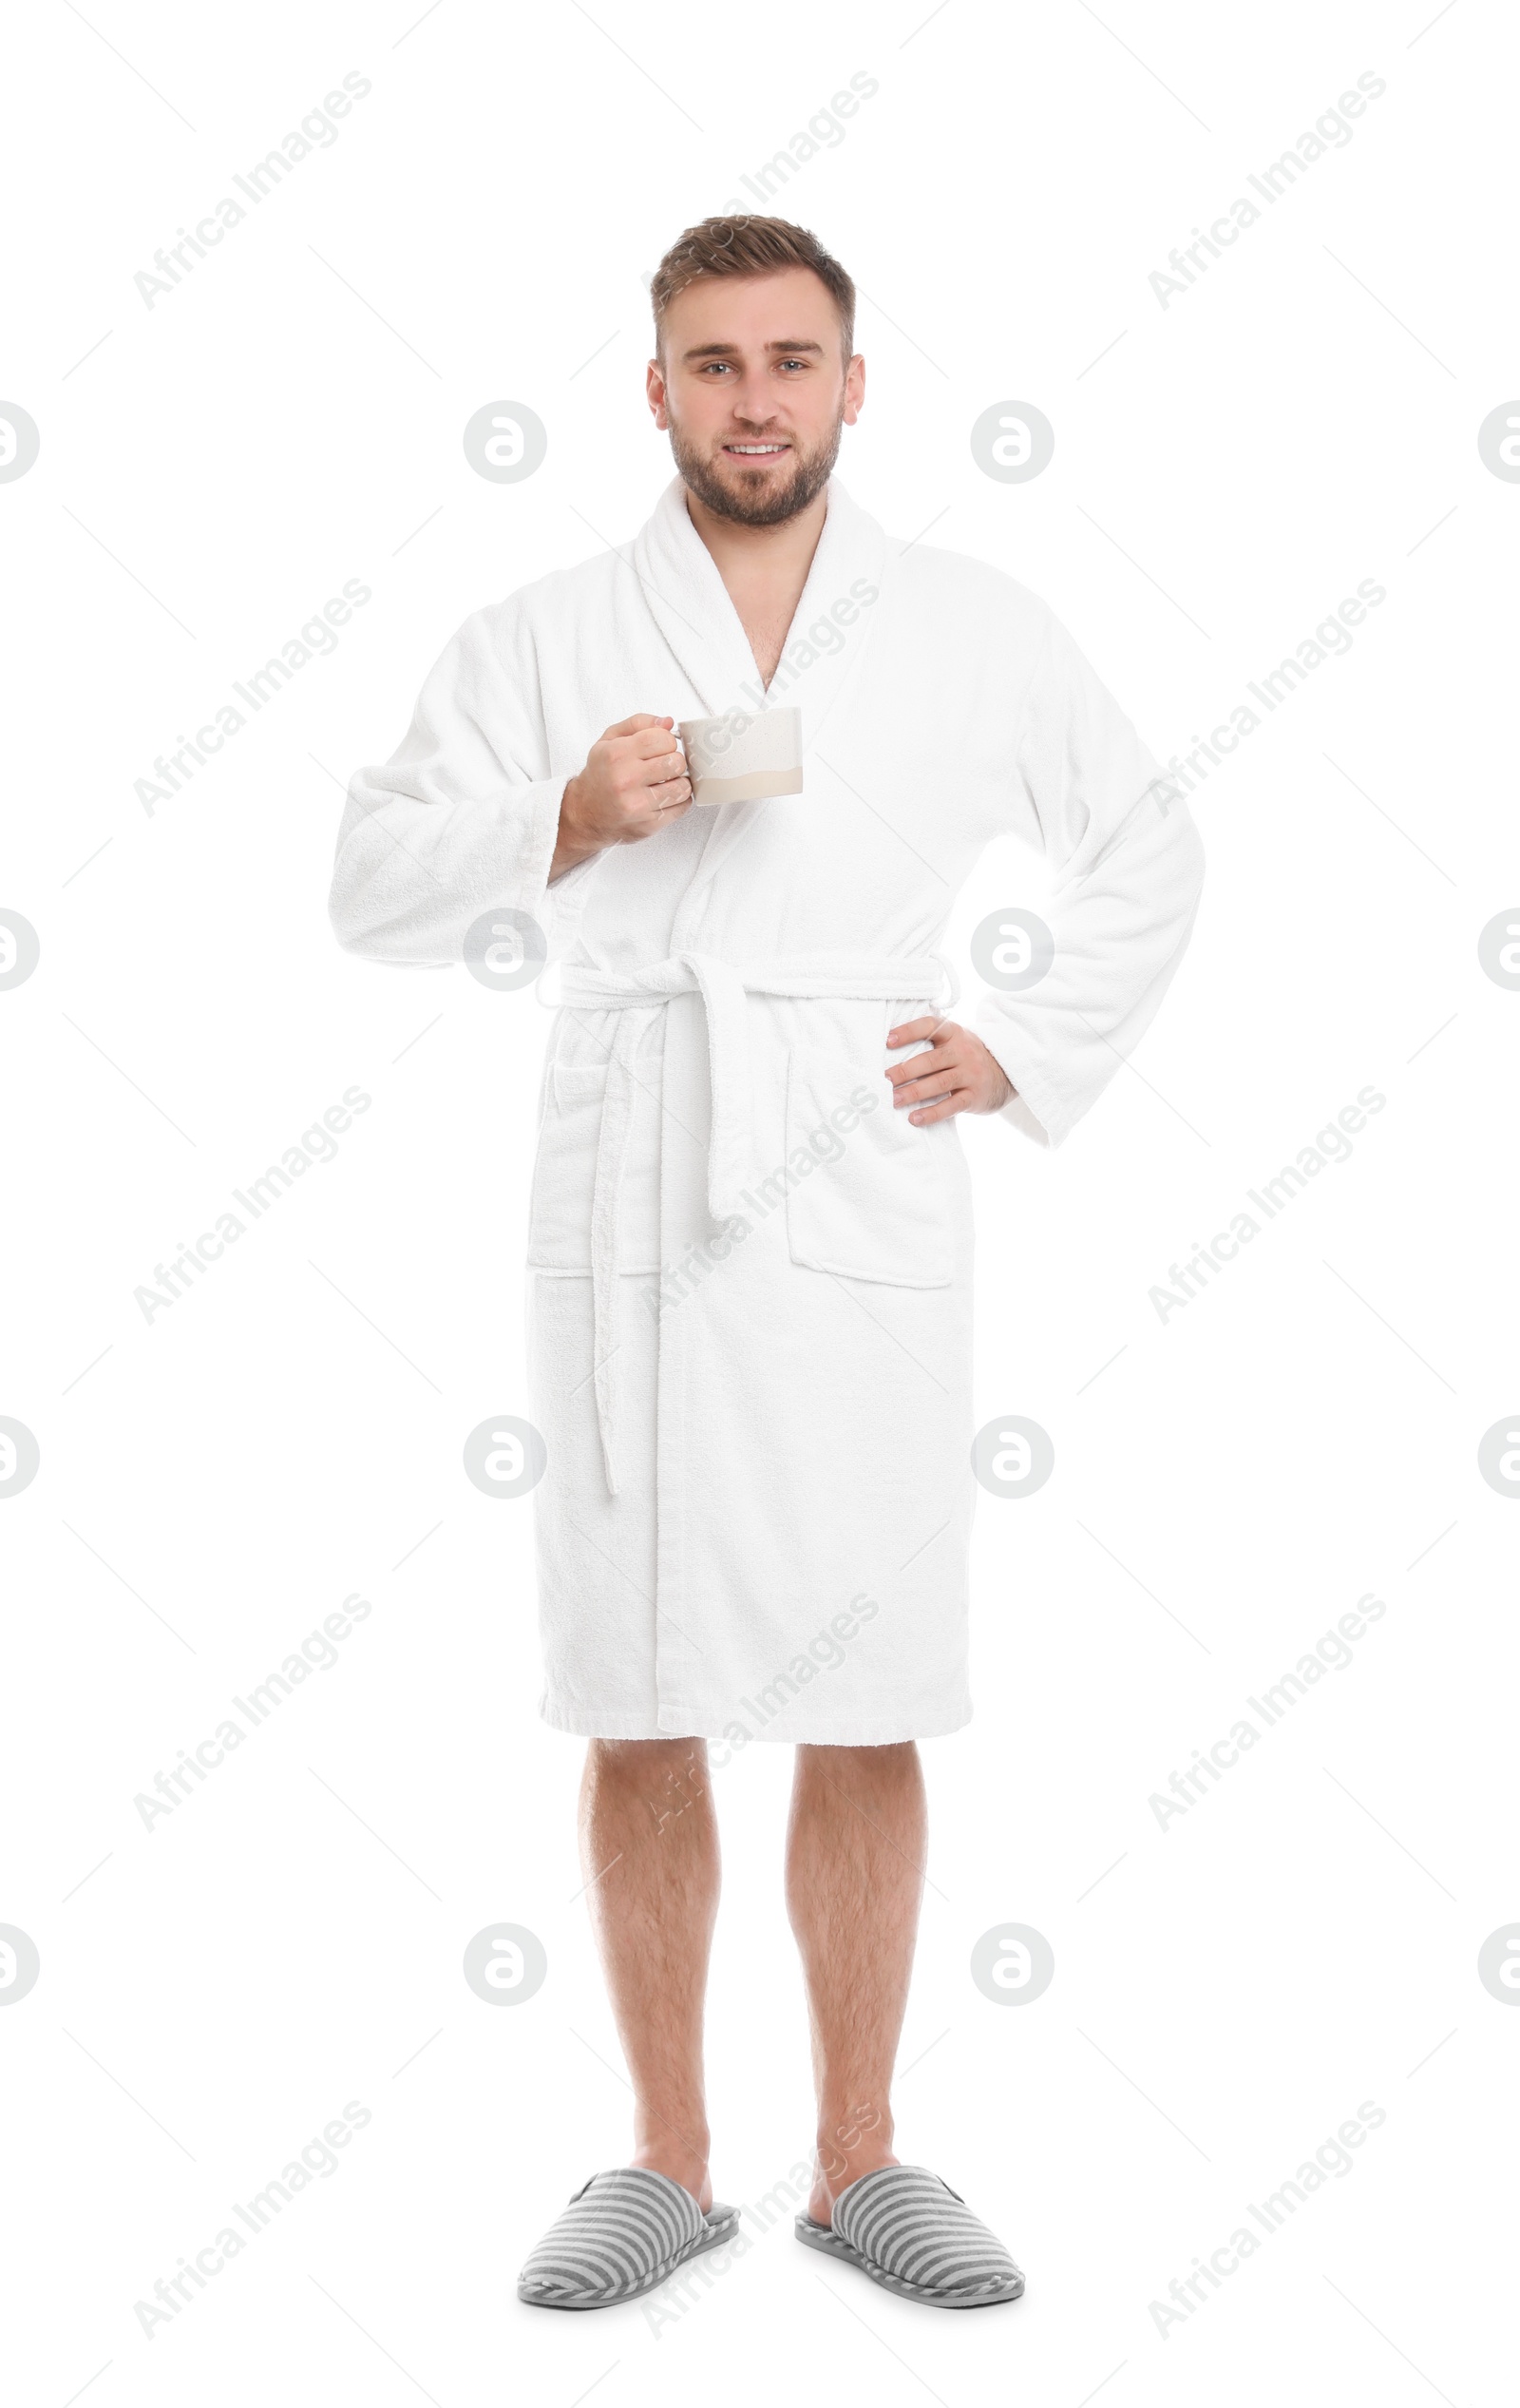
588 1737 712 1821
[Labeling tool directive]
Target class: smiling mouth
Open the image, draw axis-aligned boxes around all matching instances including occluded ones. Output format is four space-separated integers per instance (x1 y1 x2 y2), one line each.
722 441 789 459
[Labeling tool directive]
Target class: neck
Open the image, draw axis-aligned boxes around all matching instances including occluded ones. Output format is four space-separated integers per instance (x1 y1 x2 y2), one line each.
681 483 828 594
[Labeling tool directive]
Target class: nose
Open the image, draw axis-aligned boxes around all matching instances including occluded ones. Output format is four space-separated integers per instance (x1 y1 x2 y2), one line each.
728 376 780 427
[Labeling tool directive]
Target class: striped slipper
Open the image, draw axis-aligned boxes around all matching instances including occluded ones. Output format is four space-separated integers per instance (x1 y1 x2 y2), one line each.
795 2164 1023 2307
518 2167 739 2309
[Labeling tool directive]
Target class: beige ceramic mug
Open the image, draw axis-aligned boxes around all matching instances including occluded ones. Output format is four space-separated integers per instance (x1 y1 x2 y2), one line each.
677 706 803 806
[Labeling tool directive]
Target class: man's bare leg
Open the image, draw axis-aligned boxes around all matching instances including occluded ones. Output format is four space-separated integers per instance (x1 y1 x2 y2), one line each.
786 1741 927 2226
578 1736 718 2210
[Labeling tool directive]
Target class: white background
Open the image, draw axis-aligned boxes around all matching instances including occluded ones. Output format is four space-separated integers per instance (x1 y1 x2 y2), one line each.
3 0 1517 2400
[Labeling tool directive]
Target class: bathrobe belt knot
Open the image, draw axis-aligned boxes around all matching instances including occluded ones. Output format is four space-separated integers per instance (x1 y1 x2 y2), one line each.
553 950 955 1494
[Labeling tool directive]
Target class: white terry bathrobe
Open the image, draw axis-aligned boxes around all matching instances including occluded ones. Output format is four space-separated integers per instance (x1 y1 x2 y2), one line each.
329 475 1205 1746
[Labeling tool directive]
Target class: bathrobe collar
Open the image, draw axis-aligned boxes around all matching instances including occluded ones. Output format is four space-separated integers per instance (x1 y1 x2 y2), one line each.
627 471 895 741
629 473 896 908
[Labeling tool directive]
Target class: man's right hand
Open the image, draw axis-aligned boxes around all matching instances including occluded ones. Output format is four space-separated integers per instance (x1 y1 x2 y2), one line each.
550 715 693 881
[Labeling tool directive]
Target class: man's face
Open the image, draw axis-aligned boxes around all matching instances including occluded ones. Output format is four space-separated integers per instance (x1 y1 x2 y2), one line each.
649 265 864 527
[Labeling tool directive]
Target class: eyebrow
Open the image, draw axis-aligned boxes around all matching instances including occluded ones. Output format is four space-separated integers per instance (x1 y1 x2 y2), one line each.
680 338 826 362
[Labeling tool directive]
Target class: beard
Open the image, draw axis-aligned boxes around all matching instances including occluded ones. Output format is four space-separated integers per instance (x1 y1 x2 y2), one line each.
669 412 843 527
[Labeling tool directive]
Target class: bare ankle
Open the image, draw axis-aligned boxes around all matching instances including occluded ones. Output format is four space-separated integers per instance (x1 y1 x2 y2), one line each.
815 2101 897 2202
630 2128 712 2206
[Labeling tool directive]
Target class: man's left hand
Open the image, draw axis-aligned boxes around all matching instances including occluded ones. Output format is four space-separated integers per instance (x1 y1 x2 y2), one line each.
884 1019 1014 1124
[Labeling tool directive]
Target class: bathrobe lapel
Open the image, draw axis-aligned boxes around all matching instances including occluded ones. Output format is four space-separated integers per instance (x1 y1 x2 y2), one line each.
626 473 897 914
624 473 755 718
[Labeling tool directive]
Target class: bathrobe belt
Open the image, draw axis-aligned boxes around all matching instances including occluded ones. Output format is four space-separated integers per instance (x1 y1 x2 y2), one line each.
553 951 958 1496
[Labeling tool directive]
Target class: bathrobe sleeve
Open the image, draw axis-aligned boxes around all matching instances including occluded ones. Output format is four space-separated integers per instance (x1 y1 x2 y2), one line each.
971 607 1206 1149
328 601 586 967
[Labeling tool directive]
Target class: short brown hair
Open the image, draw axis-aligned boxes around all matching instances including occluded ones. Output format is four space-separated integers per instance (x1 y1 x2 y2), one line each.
651 215 856 364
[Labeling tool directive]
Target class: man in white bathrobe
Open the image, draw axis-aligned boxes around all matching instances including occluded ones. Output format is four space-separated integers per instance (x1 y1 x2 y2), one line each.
330 215 1204 2311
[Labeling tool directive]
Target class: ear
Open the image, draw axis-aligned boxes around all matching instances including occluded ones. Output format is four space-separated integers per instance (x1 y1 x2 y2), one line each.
842 353 865 428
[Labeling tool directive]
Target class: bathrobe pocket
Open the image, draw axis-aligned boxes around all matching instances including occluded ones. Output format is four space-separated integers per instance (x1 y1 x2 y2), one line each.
527 1057 661 1272
784 1043 953 1287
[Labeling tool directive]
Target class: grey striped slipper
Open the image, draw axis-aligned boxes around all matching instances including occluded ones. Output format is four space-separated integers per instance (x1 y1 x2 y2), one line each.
795 2164 1023 2307
518 2168 739 2309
